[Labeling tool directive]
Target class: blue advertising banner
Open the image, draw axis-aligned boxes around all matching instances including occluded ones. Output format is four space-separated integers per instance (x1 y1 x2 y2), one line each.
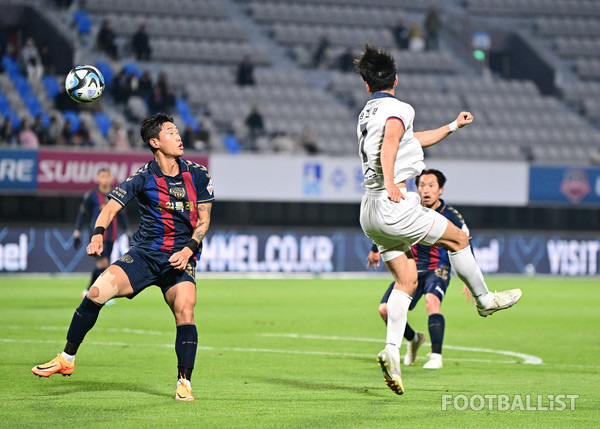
2 226 598 276
0 149 37 191
529 166 600 205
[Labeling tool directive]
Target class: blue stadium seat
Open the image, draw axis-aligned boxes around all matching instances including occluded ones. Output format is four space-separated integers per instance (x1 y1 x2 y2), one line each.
62 110 80 132
122 62 142 78
73 10 92 35
94 61 113 86
93 112 112 137
42 76 61 99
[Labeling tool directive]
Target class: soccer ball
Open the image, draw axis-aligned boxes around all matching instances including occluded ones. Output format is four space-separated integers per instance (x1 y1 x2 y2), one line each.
65 65 105 103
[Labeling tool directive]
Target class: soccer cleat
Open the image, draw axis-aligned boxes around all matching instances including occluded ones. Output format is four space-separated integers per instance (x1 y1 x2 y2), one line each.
423 352 443 369
403 332 426 366
175 378 194 401
31 354 75 377
477 289 523 317
376 348 404 395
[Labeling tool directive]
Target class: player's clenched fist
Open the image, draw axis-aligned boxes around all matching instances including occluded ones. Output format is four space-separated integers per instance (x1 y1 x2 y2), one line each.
456 111 474 128
87 238 103 258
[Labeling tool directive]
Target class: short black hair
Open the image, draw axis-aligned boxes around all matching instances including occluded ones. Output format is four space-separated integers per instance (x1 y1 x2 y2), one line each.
416 169 447 188
354 44 397 93
140 113 174 152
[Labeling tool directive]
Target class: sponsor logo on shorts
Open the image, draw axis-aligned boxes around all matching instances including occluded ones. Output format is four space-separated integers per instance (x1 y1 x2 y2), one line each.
118 254 134 264
185 263 196 280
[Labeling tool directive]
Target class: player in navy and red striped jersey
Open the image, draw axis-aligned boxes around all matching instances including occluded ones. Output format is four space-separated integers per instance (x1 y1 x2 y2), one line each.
73 168 130 292
32 113 214 402
367 169 469 370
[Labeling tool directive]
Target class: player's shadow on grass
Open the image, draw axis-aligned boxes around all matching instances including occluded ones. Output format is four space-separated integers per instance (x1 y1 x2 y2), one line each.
257 376 389 398
37 379 169 399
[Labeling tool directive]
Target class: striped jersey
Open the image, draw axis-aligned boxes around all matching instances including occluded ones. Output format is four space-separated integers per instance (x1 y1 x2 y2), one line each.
108 158 214 257
357 92 425 190
412 199 469 272
75 186 127 243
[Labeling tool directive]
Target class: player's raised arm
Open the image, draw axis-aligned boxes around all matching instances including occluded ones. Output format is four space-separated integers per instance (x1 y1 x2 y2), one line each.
169 202 213 271
382 118 405 202
414 111 473 148
86 199 123 258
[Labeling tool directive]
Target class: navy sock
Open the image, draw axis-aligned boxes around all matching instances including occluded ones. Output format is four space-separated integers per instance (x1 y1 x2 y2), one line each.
88 267 104 289
403 322 416 342
176 324 198 381
65 296 104 355
428 313 445 354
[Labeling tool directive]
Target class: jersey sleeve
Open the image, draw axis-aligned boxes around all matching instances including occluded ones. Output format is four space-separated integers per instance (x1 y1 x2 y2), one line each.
388 101 414 134
193 164 215 204
108 164 147 207
445 205 470 237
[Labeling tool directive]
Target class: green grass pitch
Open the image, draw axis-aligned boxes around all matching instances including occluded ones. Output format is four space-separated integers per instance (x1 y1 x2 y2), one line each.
1 275 598 428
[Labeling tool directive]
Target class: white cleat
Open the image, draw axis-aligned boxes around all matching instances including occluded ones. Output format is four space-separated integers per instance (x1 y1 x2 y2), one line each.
423 353 443 369
403 332 426 366
376 348 404 395
477 289 523 317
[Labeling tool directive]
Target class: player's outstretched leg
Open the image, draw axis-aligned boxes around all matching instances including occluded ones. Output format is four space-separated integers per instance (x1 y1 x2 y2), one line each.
449 246 522 317
403 331 426 366
31 353 75 377
377 348 404 395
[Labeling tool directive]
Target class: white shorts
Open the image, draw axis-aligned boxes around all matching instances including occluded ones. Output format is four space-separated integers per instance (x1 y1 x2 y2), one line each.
360 189 448 262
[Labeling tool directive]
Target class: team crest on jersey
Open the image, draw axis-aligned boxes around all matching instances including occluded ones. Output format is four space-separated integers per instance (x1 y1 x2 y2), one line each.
169 187 187 199
118 254 134 264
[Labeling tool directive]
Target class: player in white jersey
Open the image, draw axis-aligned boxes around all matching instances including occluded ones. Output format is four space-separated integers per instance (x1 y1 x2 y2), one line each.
355 45 522 396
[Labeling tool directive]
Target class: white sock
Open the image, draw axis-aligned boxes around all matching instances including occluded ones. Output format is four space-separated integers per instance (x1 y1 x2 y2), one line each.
449 246 492 308
61 352 75 363
385 289 412 362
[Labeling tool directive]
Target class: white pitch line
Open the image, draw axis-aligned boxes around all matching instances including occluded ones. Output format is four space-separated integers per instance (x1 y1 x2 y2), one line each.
257 333 544 365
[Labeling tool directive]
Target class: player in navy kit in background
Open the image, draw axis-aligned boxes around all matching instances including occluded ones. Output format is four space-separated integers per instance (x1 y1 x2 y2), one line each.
32 113 214 402
367 169 469 370
73 168 130 293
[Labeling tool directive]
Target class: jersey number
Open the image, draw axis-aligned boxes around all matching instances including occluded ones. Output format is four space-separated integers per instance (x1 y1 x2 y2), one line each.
359 123 368 163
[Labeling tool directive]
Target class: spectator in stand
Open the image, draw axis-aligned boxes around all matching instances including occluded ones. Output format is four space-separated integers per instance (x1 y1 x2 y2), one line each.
39 43 55 75
131 24 152 61
47 115 60 146
244 105 265 151
60 119 74 146
97 19 118 60
108 122 130 151
137 71 154 100
112 68 134 104
73 121 92 147
300 126 319 154
18 118 40 149
0 117 18 145
392 18 409 50
20 38 44 81
312 35 330 68
337 48 355 73
236 56 255 86
424 7 441 51
32 115 50 145
408 22 426 53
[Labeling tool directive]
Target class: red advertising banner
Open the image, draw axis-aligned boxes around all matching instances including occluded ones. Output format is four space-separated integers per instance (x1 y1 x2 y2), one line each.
36 149 209 193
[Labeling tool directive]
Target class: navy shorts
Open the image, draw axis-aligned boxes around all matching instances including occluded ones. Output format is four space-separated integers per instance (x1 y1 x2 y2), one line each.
112 247 196 299
380 268 450 310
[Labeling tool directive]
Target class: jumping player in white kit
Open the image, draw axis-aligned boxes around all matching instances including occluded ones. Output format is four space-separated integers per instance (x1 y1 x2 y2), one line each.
354 45 522 396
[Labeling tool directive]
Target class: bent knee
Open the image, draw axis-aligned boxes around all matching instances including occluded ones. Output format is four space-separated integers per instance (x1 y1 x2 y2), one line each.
88 283 118 304
378 303 388 322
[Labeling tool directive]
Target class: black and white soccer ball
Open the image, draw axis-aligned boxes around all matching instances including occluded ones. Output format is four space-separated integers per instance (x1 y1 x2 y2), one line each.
65 65 105 103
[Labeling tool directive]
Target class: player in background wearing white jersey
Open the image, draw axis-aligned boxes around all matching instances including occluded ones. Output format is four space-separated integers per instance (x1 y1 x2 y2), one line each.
354 45 522 396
